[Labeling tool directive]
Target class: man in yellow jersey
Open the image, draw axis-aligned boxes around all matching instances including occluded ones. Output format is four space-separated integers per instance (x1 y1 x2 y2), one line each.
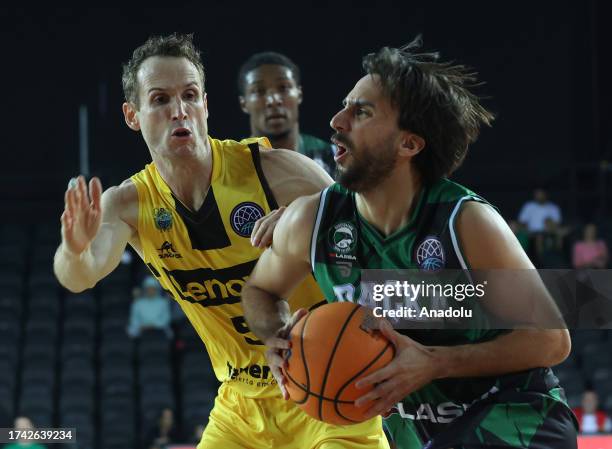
53 34 389 449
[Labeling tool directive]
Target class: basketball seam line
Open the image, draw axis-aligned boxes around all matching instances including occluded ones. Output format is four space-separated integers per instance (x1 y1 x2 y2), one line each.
333 341 396 423
284 312 314 405
299 311 312 404
317 303 361 421
282 373 356 403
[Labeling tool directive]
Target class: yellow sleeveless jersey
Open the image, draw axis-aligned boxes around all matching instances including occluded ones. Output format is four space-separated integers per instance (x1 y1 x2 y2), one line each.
131 137 325 398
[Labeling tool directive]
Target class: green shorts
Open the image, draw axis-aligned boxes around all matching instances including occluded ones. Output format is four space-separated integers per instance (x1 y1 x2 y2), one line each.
385 387 578 449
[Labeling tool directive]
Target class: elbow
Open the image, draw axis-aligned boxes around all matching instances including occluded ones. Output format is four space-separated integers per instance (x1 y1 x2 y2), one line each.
547 329 571 367
55 270 97 293
63 283 92 294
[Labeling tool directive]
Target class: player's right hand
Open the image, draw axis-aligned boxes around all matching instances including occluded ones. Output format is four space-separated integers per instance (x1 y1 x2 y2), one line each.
61 175 103 255
251 206 286 248
264 308 308 400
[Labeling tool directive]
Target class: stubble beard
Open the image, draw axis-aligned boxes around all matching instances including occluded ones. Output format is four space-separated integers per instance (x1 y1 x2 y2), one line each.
336 138 398 193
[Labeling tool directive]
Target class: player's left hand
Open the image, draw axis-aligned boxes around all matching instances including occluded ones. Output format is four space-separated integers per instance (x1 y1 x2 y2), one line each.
264 307 308 400
251 206 286 248
353 319 442 419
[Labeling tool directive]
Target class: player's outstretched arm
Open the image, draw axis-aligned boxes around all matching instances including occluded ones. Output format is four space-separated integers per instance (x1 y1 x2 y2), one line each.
259 146 334 207
354 201 571 419
54 176 136 293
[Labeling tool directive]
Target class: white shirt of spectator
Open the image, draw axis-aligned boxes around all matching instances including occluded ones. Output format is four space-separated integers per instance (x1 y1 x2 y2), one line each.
581 413 612 434
518 201 561 232
127 296 172 338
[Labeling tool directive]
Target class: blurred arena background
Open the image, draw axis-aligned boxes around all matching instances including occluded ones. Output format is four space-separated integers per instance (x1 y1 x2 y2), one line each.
0 2 611 448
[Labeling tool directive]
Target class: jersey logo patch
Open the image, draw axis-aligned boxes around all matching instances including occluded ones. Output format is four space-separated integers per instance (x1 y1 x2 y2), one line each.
330 222 357 255
154 207 173 231
415 236 445 271
230 202 265 237
157 241 182 259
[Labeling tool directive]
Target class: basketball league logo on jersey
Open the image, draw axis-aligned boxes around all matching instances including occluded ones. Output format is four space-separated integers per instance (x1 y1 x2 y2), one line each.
415 236 445 271
328 222 357 261
230 202 264 237
154 207 173 231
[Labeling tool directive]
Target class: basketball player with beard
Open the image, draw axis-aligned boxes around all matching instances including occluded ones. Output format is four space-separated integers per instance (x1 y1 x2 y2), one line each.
241 39 578 449
53 34 389 449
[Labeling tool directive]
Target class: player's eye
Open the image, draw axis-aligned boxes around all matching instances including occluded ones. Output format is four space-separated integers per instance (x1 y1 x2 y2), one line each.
355 108 369 117
152 95 167 104
184 90 197 101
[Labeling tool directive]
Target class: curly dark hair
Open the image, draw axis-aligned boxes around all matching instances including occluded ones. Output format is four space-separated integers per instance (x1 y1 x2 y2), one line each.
237 51 301 95
122 33 206 107
362 36 495 185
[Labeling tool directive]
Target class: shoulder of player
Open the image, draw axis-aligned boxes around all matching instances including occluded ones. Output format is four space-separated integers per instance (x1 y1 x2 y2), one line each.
258 145 333 205
101 179 138 229
283 193 321 228
101 179 137 207
258 145 324 172
273 193 321 259
455 201 533 269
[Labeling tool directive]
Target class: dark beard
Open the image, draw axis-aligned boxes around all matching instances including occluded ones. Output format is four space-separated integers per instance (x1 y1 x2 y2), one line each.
336 139 397 193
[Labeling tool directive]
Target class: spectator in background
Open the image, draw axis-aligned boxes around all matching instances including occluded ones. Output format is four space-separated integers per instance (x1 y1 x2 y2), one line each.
573 223 609 269
144 407 182 449
238 51 336 176
572 390 612 434
127 276 172 338
518 188 562 234
4 416 47 449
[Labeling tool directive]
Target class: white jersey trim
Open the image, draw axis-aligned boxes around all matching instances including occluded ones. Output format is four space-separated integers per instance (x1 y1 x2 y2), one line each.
310 187 330 272
449 195 489 280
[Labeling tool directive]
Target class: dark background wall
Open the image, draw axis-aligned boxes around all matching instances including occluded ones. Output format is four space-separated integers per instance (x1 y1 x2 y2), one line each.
0 2 608 224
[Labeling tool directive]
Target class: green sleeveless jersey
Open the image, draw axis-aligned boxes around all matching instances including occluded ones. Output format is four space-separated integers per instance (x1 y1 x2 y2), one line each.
309 178 566 444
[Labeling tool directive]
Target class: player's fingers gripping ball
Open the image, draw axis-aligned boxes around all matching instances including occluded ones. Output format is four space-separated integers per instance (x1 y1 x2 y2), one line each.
284 302 395 425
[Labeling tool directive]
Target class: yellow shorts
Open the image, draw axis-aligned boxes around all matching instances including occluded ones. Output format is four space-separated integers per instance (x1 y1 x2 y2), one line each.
198 383 390 449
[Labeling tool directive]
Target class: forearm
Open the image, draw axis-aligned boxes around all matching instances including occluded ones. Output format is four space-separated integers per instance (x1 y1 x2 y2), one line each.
435 329 570 379
242 283 291 342
53 243 100 292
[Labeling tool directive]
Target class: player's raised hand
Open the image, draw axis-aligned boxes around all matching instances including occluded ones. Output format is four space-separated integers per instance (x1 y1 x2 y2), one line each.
264 307 308 400
61 176 103 255
251 206 286 248
353 319 442 419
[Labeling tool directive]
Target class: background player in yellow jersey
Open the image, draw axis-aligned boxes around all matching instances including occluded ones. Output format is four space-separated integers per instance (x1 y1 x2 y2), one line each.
53 34 389 449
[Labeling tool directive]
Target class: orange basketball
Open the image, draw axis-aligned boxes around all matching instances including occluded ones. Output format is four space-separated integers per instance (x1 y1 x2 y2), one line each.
284 302 395 425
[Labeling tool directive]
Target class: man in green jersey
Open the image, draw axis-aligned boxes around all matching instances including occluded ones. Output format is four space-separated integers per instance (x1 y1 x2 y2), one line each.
241 39 578 448
238 51 336 176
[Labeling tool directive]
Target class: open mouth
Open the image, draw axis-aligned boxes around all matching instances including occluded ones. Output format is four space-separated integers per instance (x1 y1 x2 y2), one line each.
334 144 349 161
172 128 192 137
331 136 351 161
